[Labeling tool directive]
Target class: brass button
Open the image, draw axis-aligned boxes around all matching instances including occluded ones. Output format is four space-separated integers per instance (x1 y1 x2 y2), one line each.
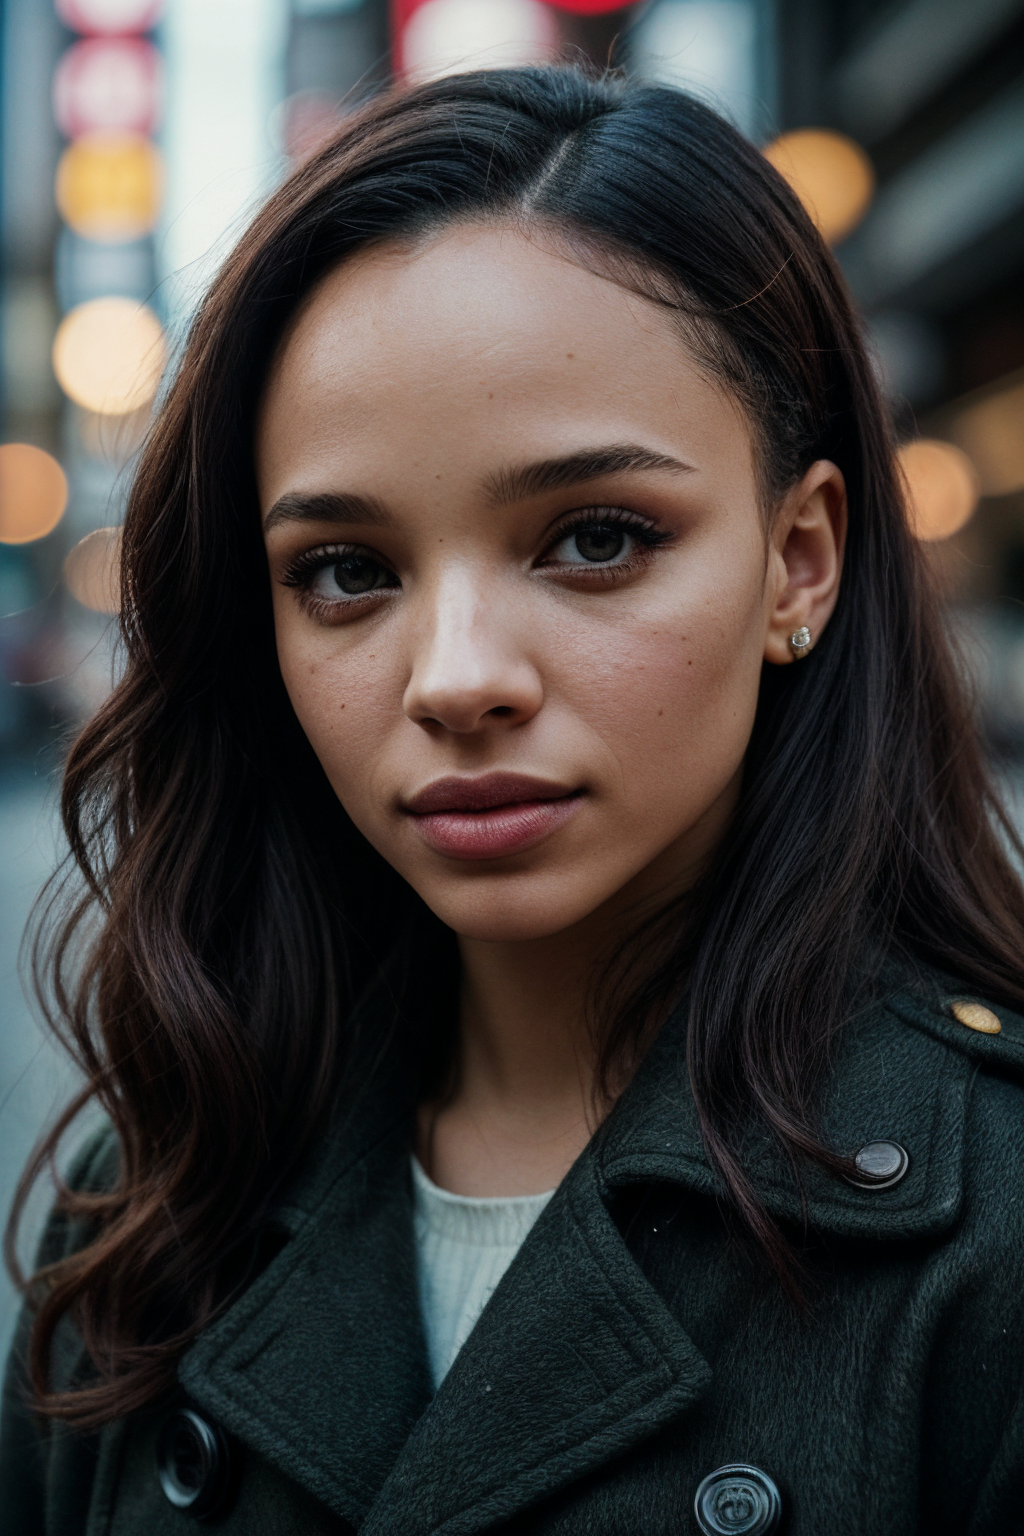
950 1001 1001 1035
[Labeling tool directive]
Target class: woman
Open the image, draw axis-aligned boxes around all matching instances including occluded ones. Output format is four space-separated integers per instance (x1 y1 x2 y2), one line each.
4 65 1024 1536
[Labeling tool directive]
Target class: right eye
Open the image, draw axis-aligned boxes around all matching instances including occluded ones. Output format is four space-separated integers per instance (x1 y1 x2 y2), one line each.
311 553 396 598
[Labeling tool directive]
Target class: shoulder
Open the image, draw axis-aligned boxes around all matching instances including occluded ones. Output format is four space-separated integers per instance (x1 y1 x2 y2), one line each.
880 965 1024 1188
880 962 1024 1082
836 957 1024 1111
837 961 1024 1240
726 960 1024 1245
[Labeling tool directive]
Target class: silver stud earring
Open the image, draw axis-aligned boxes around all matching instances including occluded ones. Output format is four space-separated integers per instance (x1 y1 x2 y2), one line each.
790 626 812 658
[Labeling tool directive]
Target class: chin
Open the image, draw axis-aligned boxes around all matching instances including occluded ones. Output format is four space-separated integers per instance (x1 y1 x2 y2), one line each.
412 872 607 944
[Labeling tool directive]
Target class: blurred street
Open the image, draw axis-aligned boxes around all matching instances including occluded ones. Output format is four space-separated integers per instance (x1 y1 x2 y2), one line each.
0 772 79 1358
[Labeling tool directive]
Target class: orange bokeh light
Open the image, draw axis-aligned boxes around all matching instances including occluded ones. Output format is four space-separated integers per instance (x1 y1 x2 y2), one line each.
55 132 163 243
53 297 165 415
64 526 123 614
0 444 69 545
764 129 875 245
950 376 1024 498
899 439 979 541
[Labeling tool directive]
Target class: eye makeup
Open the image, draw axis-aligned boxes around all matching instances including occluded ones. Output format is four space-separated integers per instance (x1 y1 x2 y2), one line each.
277 503 675 622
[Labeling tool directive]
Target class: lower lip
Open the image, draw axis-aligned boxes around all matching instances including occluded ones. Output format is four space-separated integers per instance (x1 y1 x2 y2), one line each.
409 795 583 860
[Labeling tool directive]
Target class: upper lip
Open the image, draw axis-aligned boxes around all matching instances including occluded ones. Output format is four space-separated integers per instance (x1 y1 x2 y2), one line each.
404 772 579 815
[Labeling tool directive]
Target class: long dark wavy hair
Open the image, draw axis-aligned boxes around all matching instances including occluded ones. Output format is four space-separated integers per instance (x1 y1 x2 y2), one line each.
9 65 1024 1427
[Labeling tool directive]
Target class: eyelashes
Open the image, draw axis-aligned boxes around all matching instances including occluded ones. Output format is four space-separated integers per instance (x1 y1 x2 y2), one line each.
279 506 672 621
538 507 671 568
282 547 398 596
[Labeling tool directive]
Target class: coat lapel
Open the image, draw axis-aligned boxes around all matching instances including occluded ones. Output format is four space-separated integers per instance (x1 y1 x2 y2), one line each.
359 1154 712 1536
179 1107 434 1529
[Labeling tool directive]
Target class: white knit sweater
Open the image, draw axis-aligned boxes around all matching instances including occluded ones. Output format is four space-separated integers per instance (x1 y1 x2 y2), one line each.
411 1157 555 1388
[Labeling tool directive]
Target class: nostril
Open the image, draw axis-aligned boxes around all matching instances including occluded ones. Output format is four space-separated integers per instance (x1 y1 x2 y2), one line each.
489 706 515 718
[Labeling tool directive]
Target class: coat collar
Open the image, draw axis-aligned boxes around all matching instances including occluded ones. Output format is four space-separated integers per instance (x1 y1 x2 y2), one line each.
597 970 972 1241
179 966 973 1530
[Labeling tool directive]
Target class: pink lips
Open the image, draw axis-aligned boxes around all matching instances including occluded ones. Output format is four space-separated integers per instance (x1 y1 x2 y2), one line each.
404 772 583 860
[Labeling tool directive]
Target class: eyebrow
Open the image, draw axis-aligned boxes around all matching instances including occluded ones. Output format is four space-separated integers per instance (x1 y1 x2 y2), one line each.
262 490 393 534
485 444 695 505
263 444 695 531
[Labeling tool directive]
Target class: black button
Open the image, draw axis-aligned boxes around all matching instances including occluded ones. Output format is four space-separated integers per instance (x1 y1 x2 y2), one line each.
157 1407 231 1520
694 1464 782 1535
844 1140 910 1190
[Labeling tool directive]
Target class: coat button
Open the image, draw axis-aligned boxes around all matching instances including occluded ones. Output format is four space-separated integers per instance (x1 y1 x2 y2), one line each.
156 1407 232 1519
950 1000 1001 1034
844 1140 909 1190
694 1464 782 1535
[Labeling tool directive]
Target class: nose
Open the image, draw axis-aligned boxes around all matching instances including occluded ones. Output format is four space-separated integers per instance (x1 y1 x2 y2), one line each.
402 564 544 734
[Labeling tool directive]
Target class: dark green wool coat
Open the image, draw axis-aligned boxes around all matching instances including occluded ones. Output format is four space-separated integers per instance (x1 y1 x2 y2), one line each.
5 967 1024 1535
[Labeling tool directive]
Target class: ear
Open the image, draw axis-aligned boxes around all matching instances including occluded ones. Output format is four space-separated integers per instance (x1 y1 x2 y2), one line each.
764 459 847 666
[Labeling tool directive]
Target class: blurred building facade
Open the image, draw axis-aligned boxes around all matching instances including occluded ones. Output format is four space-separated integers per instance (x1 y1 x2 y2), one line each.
778 0 1024 750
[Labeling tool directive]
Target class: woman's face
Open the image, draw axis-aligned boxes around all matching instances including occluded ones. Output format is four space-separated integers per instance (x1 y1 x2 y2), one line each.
258 224 843 943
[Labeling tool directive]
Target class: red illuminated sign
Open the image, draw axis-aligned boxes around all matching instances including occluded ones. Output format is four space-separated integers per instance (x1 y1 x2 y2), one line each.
542 0 631 10
53 38 162 139
56 0 162 36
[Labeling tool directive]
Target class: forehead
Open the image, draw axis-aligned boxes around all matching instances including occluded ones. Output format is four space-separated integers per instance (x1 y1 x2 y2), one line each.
256 223 751 496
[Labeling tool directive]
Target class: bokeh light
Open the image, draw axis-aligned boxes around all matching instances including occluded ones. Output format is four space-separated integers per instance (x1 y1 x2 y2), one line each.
64 526 123 614
899 438 979 541
53 38 162 139
55 132 163 243
0 444 69 546
401 0 557 80
56 0 163 35
764 129 875 245
543 0 630 9
950 377 1024 498
52 297 165 415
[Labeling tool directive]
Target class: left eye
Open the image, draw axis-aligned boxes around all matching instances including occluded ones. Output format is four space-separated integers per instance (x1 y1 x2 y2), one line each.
551 525 633 565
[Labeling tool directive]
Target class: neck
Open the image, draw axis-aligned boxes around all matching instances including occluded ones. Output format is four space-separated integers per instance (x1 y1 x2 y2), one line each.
418 774 740 1197
418 921 604 1196
459 930 595 1104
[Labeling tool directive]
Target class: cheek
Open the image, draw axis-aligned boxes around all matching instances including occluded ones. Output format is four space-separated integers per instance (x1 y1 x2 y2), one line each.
273 607 400 804
560 564 767 827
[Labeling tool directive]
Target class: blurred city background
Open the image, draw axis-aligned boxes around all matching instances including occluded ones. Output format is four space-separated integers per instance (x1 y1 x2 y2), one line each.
0 0 1023 1348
